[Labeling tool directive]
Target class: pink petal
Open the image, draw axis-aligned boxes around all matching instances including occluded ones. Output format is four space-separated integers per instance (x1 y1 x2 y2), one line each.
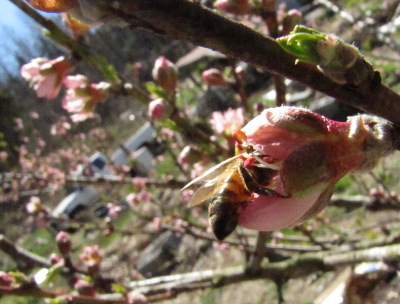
63 75 89 89
238 189 323 231
35 74 60 99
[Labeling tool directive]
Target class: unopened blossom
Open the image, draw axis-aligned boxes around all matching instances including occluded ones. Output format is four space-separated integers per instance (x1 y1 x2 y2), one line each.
235 106 396 231
215 0 252 15
210 107 245 137
201 68 227 86
56 231 71 256
62 75 110 121
152 56 178 94
0 272 14 287
21 56 72 99
148 98 167 119
49 253 62 265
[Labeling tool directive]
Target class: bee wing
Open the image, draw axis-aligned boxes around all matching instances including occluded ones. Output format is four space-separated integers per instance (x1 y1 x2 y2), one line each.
181 154 242 191
187 180 219 207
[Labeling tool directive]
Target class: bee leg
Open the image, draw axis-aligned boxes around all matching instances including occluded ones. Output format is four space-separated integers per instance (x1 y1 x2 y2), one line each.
238 164 288 198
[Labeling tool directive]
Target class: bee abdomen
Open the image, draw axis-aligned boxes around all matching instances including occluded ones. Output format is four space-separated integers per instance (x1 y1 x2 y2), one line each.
209 195 247 241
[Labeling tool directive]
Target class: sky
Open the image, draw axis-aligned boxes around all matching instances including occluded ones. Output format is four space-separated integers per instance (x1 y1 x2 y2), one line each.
0 0 55 76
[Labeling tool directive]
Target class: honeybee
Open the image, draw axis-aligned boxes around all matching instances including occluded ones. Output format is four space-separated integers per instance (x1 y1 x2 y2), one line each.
183 153 283 240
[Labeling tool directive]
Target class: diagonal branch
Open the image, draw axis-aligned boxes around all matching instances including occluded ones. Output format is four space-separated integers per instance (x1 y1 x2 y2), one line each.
115 0 400 124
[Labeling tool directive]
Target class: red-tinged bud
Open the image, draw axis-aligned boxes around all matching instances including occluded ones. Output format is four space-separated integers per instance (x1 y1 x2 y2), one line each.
127 292 148 304
49 253 62 265
201 68 227 86
215 0 252 15
148 98 168 119
74 279 96 296
56 231 71 256
0 272 14 287
152 56 178 94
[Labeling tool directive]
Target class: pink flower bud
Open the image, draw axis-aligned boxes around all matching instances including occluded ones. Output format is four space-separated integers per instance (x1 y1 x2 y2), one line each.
148 98 167 119
49 253 62 265
210 108 245 137
201 68 227 86
236 106 396 232
152 56 178 93
0 272 14 287
215 0 252 15
56 231 71 256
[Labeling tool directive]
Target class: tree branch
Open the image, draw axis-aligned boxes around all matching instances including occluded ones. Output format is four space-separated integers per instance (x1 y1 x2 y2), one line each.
115 0 400 124
128 243 400 297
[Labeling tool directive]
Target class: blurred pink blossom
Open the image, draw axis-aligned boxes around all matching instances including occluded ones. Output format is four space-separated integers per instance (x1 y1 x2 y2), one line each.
152 217 162 231
126 190 152 206
0 151 8 162
80 245 102 267
106 203 122 218
14 118 24 130
62 75 110 122
132 177 147 189
210 108 245 137
26 196 43 214
29 112 39 119
21 56 72 99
